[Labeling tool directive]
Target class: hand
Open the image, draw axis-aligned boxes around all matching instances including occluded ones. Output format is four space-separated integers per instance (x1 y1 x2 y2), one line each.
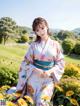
33 68 51 78
40 71 49 78
33 68 43 75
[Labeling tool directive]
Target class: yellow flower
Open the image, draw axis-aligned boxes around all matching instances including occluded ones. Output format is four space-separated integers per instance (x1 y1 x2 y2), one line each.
66 90 74 96
70 98 79 106
41 95 51 101
55 84 64 92
1 85 10 90
6 101 16 106
24 95 34 104
17 98 28 106
6 94 14 99
13 92 21 97
0 93 4 99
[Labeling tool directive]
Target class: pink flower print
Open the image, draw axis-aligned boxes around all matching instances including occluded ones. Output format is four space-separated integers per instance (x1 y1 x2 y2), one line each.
40 54 45 60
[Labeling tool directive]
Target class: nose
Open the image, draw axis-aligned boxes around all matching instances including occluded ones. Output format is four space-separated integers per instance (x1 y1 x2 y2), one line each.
39 28 43 32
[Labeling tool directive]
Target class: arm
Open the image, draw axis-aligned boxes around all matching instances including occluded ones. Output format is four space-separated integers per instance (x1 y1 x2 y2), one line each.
47 42 65 83
21 43 43 76
16 43 34 90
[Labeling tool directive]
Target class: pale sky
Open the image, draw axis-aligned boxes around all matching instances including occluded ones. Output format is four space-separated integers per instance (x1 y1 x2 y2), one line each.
0 0 80 30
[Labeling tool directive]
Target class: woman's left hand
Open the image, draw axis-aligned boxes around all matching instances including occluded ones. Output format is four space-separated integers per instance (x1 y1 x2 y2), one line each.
40 71 50 78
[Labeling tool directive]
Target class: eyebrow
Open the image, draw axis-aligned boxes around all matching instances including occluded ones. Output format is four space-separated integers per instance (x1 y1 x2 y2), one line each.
37 24 45 29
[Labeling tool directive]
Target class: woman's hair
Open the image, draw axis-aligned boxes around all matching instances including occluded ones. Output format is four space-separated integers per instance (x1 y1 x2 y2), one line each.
32 17 51 42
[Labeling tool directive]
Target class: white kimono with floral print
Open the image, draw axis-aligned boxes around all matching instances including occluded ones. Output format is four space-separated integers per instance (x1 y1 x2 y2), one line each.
16 37 65 106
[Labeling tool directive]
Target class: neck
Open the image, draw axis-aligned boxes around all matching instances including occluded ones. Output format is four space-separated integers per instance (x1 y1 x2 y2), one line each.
41 35 49 42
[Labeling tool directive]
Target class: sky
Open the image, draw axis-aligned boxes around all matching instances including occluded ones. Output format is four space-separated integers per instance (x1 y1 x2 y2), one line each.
0 0 80 30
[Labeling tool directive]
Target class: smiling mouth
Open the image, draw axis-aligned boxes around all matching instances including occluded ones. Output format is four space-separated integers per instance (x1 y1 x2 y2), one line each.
41 34 44 36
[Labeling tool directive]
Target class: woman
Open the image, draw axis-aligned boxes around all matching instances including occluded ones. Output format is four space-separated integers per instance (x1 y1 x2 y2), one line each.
16 17 65 106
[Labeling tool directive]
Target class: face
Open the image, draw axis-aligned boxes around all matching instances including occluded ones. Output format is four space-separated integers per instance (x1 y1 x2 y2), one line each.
35 23 48 39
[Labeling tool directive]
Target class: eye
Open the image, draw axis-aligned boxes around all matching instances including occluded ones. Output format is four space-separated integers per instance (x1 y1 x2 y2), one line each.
36 29 39 32
41 27 44 30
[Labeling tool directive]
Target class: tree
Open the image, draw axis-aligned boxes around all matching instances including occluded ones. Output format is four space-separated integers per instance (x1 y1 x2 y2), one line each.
0 17 17 44
17 26 28 36
57 30 75 41
62 39 75 55
20 33 29 43
74 41 80 55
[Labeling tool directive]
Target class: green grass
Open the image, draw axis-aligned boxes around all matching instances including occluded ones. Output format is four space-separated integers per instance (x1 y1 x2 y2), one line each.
64 55 80 65
0 44 28 73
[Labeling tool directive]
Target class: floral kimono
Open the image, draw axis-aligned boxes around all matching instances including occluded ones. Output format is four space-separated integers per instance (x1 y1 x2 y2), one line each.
15 37 65 106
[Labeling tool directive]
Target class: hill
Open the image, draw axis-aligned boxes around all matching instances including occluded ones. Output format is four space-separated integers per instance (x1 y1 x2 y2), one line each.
72 28 80 36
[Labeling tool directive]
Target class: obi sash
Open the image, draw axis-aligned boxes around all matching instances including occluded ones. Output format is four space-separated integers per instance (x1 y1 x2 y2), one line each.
33 59 55 71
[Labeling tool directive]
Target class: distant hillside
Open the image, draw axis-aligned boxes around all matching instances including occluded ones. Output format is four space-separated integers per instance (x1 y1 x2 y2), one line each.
50 28 80 37
49 28 61 36
19 26 80 37
24 26 32 33
18 26 32 34
72 28 80 36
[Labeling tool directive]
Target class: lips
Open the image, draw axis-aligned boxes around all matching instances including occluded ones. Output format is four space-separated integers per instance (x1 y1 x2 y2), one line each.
41 34 44 36
41 33 45 36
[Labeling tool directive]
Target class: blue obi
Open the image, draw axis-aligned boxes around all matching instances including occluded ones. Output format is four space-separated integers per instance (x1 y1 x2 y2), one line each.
33 59 55 71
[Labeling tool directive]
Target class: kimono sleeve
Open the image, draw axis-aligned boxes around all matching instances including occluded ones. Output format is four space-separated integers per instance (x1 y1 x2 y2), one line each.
50 42 65 83
24 43 34 64
16 43 36 91
20 43 36 79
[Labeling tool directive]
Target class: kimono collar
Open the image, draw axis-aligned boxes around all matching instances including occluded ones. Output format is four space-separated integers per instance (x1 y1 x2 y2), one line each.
40 37 51 54
41 37 51 44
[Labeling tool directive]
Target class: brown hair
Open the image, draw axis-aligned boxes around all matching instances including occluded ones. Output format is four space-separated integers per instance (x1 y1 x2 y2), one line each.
32 17 51 42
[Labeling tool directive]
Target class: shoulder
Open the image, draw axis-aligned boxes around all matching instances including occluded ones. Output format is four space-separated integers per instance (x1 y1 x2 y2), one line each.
29 41 35 46
29 41 37 50
50 38 60 47
51 39 63 52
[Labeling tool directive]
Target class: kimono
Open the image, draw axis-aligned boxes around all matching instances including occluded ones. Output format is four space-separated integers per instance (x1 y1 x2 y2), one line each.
16 37 65 106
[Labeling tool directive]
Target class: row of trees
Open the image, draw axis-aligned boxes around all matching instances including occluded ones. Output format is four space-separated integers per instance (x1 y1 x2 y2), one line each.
51 30 80 55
